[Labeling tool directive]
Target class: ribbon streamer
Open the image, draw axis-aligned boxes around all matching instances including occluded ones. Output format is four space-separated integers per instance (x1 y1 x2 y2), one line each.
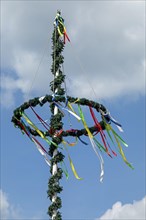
78 105 93 138
78 136 88 145
78 104 104 182
54 102 81 121
89 106 112 157
62 138 77 147
61 161 69 179
54 11 70 44
100 109 123 132
68 155 82 180
67 102 80 121
30 106 51 131
39 96 45 103
18 119 32 140
22 113 58 148
32 137 51 166
16 117 51 166
105 123 133 169
89 137 104 182
63 143 82 180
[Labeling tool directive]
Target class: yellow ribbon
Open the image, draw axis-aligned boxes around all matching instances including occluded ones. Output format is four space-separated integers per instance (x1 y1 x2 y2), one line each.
63 143 82 180
68 101 81 122
62 137 78 147
78 105 104 182
61 161 69 179
68 102 75 114
22 113 58 147
78 105 93 138
57 26 63 37
57 19 66 36
68 155 82 180
106 123 133 169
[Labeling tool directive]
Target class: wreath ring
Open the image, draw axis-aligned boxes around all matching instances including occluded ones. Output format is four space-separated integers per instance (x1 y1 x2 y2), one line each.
11 94 107 138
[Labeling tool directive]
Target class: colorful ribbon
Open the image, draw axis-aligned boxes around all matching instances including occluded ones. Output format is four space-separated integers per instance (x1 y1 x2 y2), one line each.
100 109 123 132
78 104 104 182
89 106 112 157
16 117 51 166
62 137 78 147
89 137 104 182
22 113 58 148
54 102 81 121
30 106 51 132
63 143 82 180
61 161 69 179
104 122 133 169
54 11 70 44
32 137 51 166
78 136 88 145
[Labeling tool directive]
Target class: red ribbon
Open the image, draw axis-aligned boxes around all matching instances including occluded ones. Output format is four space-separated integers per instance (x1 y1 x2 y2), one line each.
32 136 48 154
17 120 31 138
30 106 53 134
64 31 70 44
89 106 112 157
17 118 48 154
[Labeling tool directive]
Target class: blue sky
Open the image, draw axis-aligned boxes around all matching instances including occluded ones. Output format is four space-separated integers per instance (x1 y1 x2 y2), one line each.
0 1 145 219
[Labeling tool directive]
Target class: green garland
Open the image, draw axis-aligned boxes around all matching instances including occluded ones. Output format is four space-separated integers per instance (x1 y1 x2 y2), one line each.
47 26 65 220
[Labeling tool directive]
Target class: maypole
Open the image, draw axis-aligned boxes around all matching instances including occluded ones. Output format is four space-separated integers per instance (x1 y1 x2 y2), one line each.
47 12 66 219
11 10 134 220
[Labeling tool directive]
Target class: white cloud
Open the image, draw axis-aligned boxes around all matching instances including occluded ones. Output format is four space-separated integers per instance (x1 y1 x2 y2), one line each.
0 189 45 219
0 189 21 219
99 196 146 219
0 76 17 108
0 49 51 108
1 1 145 108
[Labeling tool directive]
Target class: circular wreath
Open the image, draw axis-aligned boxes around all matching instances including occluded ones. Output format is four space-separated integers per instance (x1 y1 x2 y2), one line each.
11 95 107 138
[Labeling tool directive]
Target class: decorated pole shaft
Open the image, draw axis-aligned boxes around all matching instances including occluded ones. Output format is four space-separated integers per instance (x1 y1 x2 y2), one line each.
47 11 66 220
52 70 59 219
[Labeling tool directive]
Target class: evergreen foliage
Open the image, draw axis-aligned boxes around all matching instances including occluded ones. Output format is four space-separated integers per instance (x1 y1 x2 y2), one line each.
47 27 66 219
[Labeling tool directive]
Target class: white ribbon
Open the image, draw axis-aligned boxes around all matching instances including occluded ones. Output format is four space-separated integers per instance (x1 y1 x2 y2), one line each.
55 102 81 121
89 137 104 183
39 96 45 103
32 137 51 166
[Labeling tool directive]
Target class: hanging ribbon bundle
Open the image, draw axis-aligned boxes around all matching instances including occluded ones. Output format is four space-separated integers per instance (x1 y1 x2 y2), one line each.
15 116 51 166
78 104 104 182
99 108 123 132
53 101 81 121
89 106 117 157
98 108 133 169
54 10 70 44
104 122 134 169
63 141 82 180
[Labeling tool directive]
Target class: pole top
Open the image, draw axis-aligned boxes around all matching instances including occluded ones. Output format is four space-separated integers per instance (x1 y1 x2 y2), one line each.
54 10 64 28
57 9 61 15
